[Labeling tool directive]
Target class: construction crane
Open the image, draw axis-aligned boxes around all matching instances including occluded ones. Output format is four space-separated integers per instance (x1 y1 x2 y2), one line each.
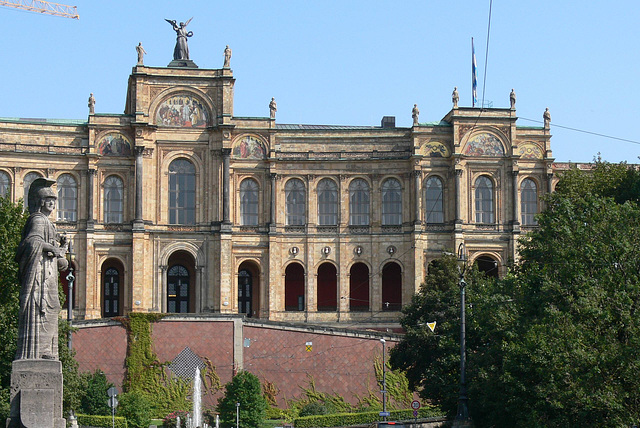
0 0 79 19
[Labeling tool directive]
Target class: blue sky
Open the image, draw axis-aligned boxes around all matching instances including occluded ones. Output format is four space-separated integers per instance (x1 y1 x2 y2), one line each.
1 1 638 163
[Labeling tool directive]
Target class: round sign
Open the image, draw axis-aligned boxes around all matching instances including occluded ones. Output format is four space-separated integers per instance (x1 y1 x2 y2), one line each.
411 400 421 410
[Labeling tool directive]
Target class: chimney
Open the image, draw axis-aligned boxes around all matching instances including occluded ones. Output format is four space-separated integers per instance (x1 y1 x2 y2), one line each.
380 116 395 128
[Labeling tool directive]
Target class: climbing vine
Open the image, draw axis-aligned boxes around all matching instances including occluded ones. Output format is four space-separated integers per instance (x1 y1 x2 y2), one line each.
118 313 221 418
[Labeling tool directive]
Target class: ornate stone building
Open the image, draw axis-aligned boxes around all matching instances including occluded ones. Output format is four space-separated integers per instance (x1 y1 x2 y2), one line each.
0 63 557 325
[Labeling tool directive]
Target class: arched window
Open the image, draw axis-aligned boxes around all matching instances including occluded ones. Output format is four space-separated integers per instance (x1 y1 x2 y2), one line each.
521 178 538 225
285 179 306 226
57 174 77 221
349 263 370 311
238 269 252 316
425 176 444 223
23 172 42 211
285 263 305 311
475 176 494 224
0 171 10 198
167 265 190 313
103 266 121 318
168 159 196 225
381 178 402 225
317 179 338 226
104 175 124 224
382 262 402 311
317 263 337 311
475 255 499 278
240 179 259 226
349 179 370 226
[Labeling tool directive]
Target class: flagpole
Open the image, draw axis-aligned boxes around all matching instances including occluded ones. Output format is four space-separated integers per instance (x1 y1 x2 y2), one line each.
472 37 477 108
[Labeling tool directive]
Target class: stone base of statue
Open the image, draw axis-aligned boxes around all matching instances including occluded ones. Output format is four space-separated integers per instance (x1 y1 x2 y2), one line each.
6 359 66 428
168 59 198 68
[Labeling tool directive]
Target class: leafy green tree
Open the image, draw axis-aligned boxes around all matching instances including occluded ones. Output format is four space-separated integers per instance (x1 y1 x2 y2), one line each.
389 255 492 417
474 172 640 427
117 390 153 428
80 370 114 416
217 371 267 428
392 161 640 427
0 197 27 421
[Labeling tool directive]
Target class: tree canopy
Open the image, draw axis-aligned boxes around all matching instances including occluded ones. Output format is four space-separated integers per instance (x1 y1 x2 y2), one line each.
217 371 267 428
391 161 640 427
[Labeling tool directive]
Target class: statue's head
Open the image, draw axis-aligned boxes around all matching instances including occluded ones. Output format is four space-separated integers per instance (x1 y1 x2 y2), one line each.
28 178 56 214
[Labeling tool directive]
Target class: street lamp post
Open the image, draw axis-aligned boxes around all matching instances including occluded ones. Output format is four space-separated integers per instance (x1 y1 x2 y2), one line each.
236 402 240 428
66 240 76 350
380 338 387 421
453 243 472 427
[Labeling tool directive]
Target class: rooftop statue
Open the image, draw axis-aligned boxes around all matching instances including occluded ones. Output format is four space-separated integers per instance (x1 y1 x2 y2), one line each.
15 178 68 360
166 17 193 60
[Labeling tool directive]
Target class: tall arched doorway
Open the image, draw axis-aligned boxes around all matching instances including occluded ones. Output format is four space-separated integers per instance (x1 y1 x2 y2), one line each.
167 251 195 313
349 263 369 312
285 263 305 311
381 262 402 311
475 255 499 278
317 263 337 312
238 261 261 318
102 259 124 318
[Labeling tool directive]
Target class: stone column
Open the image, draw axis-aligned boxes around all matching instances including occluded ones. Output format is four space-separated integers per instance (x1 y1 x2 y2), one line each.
512 170 520 228
413 171 421 224
454 169 463 226
87 169 95 228
134 146 144 229
134 147 144 220
222 148 231 227
547 173 554 194
269 173 277 233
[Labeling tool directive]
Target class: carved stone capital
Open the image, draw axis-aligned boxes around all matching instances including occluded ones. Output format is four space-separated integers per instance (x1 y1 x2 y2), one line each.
134 146 145 157
221 148 232 157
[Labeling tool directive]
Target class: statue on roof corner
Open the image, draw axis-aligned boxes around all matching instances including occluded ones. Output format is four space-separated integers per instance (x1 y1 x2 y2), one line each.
166 17 193 60
269 97 277 119
510 89 516 109
412 104 420 126
136 42 147 66
452 87 459 108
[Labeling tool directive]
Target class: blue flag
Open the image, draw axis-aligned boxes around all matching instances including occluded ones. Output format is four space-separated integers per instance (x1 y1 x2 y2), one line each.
472 37 478 107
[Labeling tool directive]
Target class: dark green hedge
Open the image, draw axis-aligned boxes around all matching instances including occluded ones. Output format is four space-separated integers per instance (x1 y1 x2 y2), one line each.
77 413 128 428
294 407 444 428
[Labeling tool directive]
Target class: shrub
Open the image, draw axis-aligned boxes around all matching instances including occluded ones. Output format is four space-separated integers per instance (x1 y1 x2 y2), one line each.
77 413 128 428
163 410 190 428
117 390 152 428
217 371 268 428
293 407 444 428
80 370 113 416
299 401 329 417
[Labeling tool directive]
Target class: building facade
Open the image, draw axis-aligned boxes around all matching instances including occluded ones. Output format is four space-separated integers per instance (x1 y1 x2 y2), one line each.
0 64 558 325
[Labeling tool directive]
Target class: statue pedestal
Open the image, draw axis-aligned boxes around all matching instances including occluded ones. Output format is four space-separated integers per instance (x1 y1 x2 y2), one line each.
167 59 198 68
6 359 66 428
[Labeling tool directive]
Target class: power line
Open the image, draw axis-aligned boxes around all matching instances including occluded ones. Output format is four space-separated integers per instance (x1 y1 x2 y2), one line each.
481 0 493 109
519 117 640 146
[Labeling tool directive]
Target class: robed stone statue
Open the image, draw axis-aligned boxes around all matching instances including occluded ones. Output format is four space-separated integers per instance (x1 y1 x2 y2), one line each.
7 177 68 428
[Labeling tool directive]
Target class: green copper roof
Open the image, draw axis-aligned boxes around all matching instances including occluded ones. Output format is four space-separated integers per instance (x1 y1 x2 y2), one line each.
0 117 87 125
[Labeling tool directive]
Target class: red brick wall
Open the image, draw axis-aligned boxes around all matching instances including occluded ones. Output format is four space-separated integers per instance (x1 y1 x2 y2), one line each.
73 322 128 388
73 318 397 411
243 326 388 406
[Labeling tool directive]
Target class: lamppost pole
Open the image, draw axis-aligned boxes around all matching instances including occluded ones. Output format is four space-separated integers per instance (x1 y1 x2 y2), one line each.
236 402 240 428
380 338 387 421
453 243 472 427
66 240 76 350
